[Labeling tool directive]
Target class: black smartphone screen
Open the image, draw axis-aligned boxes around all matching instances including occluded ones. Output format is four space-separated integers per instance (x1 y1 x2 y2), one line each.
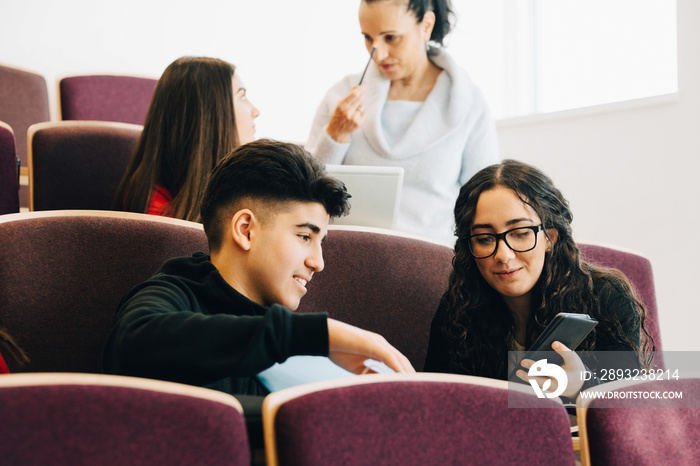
509 313 598 380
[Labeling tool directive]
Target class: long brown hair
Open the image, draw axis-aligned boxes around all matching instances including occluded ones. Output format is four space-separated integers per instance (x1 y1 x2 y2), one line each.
444 159 654 378
114 56 238 221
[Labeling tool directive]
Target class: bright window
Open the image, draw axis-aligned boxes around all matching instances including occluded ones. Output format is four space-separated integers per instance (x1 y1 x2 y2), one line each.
449 0 678 119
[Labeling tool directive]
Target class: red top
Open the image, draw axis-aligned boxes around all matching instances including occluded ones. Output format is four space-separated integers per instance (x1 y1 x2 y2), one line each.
147 185 172 216
0 352 9 374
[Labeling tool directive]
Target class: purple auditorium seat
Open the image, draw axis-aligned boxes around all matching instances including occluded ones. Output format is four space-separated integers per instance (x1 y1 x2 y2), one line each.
0 121 19 214
59 74 157 125
0 373 250 465
27 121 142 211
263 373 576 466
577 376 700 466
296 226 454 370
0 63 51 208
0 64 50 170
578 242 663 366
0 211 209 373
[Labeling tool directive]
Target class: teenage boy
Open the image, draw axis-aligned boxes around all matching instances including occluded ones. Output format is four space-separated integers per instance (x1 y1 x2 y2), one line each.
103 139 414 395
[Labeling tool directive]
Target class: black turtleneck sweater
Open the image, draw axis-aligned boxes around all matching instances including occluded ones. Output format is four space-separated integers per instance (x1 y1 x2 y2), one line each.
103 252 328 395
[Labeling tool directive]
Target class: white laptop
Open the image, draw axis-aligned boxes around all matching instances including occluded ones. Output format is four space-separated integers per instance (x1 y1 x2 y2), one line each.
325 164 404 229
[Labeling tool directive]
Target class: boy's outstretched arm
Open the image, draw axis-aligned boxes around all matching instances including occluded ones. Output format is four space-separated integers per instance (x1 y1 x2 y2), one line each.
326 318 415 374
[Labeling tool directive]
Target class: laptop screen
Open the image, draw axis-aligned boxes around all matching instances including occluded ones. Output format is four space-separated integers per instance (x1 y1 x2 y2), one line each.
325 164 404 229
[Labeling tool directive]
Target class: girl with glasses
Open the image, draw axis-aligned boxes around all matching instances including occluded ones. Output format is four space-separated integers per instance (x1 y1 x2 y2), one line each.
424 159 655 400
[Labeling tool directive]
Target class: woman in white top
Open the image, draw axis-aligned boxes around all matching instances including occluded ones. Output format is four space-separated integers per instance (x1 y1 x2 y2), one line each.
307 0 500 245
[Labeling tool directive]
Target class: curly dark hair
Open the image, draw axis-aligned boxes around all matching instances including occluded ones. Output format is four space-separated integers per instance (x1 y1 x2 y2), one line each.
444 159 654 378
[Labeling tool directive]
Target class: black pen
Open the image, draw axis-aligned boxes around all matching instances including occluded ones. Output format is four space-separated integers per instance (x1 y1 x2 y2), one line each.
358 46 376 85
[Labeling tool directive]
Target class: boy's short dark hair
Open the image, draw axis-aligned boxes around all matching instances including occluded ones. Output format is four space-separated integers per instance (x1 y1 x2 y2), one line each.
201 139 351 251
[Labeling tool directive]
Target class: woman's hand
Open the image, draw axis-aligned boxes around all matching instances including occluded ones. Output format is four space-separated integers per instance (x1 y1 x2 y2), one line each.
326 86 367 143
516 341 586 399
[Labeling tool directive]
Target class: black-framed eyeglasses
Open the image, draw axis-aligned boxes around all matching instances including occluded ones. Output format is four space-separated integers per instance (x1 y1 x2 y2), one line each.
468 225 544 259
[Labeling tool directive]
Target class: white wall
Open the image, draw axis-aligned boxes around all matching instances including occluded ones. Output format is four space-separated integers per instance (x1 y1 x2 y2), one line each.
2 0 696 350
496 0 700 351
1 0 367 142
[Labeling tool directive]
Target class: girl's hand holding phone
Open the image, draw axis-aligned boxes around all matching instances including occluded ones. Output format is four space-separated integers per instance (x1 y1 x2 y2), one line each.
517 341 587 398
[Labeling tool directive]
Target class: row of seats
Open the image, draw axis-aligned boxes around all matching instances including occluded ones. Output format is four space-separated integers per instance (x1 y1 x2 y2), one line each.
0 62 156 209
0 210 661 374
0 371 574 465
263 372 700 466
3 370 698 465
0 62 155 165
0 120 142 213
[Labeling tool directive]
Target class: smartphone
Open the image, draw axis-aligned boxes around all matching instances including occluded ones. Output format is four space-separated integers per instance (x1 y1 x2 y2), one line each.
509 312 598 380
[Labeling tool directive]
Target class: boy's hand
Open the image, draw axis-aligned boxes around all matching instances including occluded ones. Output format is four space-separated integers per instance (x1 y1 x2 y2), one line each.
327 318 415 374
